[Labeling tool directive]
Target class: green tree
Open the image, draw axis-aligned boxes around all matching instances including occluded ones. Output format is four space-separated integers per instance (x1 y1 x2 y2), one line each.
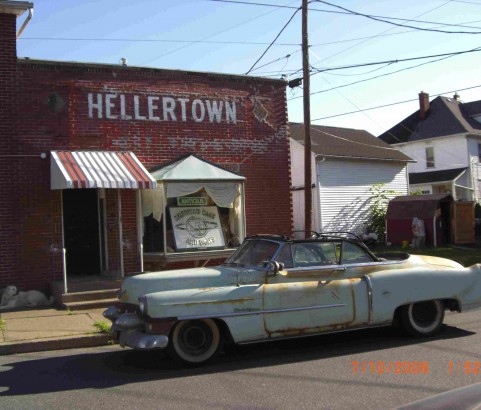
366 183 399 242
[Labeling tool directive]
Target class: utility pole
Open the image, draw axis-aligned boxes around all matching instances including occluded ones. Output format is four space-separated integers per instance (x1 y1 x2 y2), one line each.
302 0 312 237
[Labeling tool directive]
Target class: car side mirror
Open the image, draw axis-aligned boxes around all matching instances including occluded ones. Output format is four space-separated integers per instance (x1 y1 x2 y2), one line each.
268 261 284 276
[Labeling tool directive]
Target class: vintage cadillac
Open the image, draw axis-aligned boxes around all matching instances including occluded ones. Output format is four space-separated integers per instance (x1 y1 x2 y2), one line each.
103 233 481 365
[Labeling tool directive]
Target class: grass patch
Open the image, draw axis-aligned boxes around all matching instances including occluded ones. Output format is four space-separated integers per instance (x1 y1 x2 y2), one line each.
374 245 481 267
93 321 111 334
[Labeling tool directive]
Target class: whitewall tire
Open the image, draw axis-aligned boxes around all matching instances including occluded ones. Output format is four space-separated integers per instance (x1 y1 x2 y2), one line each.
169 319 222 365
401 300 444 337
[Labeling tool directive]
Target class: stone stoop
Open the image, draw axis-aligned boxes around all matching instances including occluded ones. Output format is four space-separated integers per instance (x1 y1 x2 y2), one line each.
61 289 119 311
50 277 122 311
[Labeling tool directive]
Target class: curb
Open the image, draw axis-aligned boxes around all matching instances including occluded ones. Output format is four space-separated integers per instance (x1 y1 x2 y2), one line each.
0 333 110 356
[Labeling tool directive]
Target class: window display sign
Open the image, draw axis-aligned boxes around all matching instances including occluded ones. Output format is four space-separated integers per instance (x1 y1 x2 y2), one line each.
170 206 225 250
177 197 207 206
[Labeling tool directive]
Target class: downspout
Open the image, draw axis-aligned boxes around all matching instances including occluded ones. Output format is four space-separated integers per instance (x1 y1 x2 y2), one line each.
17 7 33 39
433 215 437 248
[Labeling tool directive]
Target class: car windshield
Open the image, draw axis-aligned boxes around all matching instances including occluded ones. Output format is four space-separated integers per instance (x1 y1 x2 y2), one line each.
224 239 281 268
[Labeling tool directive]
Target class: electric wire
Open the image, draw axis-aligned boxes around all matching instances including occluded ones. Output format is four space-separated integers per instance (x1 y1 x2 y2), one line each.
245 6 301 74
310 84 481 121
313 0 455 65
210 0 481 30
288 45 480 100
141 0 299 65
313 0 481 34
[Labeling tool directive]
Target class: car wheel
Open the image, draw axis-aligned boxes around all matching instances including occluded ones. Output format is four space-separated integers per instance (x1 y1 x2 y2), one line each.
400 300 444 337
169 319 222 365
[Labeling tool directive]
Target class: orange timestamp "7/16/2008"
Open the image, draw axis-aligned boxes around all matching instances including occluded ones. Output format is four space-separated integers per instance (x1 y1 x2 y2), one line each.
352 361 429 375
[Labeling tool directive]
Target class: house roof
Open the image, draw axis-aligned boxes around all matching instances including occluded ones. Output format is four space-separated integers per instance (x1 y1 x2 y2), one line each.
409 167 467 185
379 96 481 144
386 194 453 219
149 154 245 181
289 122 412 162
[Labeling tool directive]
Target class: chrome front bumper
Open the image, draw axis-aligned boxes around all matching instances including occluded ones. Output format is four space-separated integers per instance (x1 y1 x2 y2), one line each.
103 306 169 350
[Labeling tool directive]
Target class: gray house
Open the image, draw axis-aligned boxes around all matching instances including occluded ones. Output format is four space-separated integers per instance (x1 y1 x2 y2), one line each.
290 122 412 236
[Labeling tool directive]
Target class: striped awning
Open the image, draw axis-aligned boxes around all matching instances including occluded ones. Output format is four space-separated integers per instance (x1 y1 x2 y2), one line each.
51 151 157 189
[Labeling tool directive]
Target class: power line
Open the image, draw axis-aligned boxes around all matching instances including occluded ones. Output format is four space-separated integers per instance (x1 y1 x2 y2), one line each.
321 63 395 77
210 0 481 30
17 18 481 48
313 0 455 65
288 45 480 100
451 0 481 4
248 49 302 73
18 37 299 46
309 46 481 75
245 6 301 74
310 84 481 121
273 45 481 82
142 0 299 65
313 0 481 34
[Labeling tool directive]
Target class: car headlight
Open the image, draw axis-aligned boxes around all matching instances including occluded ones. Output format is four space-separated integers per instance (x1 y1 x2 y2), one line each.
138 296 148 315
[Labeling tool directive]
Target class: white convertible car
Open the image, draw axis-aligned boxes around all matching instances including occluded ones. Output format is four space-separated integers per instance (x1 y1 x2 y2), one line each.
104 233 481 365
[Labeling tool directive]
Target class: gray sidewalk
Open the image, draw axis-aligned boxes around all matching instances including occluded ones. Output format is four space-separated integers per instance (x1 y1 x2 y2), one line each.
0 307 111 355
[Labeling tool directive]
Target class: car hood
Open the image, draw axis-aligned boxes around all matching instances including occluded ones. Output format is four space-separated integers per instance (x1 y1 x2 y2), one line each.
118 265 261 305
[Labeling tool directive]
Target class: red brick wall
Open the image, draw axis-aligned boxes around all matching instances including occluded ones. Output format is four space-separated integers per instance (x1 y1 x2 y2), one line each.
1 42 291 290
0 14 22 289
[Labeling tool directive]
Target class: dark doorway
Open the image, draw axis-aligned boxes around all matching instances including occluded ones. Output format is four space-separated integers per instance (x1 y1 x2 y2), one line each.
440 201 451 244
63 189 101 275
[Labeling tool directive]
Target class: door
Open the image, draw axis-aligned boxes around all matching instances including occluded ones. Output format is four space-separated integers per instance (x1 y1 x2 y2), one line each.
263 242 356 338
63 189 101 275
454 202 475 244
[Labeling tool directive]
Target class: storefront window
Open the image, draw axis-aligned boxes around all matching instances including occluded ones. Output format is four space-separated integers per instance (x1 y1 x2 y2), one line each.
142 184 244 255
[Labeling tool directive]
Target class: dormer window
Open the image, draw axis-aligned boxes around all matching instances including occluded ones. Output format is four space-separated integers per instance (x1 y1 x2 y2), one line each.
426 147 435 168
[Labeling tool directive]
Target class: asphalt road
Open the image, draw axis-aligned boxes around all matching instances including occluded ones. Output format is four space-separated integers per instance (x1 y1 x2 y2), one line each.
1 310 481 410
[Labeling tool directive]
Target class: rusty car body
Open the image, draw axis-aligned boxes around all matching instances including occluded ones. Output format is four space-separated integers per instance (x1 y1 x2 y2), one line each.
103 233 481 365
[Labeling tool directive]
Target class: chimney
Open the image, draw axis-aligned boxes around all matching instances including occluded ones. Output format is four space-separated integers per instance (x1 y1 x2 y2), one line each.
453 92 460 101
419 91 430 120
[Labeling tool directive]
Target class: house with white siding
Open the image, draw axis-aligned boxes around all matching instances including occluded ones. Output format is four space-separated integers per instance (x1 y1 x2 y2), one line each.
290 123 412 237
378 92 481 203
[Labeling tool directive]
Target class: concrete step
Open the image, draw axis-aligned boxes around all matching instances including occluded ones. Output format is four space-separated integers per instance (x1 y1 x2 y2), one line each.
61 289 118 303
62 298 118 311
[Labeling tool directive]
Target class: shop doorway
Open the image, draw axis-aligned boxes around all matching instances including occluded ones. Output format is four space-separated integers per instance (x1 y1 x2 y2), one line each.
63 190 101 275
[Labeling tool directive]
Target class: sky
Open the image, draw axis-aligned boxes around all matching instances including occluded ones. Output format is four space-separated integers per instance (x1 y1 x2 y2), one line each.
14 0 481 136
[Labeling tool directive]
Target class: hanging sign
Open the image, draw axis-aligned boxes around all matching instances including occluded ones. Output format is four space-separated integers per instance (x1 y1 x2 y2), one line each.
177 197 208 206
170 206 225 250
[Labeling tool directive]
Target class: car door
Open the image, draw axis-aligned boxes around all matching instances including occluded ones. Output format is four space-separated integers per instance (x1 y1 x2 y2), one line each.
338 240 374 327
262 241 356 338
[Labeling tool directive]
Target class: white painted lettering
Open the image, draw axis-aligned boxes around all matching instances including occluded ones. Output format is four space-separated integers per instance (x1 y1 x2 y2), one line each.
177 98 189 122
87 93 238 124
162 97 177 121
105 94 118 119
226 101 237 124
88 93 103 119
148 96 160 121
120 95 132 120
192 99 205 122
133 95 146 120
206 100 224 123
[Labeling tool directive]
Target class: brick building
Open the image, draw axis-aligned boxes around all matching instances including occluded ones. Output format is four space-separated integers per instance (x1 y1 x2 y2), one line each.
0 2 291 294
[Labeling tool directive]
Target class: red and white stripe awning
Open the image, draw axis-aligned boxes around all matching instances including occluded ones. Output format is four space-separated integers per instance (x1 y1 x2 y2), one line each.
51 151 157 189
